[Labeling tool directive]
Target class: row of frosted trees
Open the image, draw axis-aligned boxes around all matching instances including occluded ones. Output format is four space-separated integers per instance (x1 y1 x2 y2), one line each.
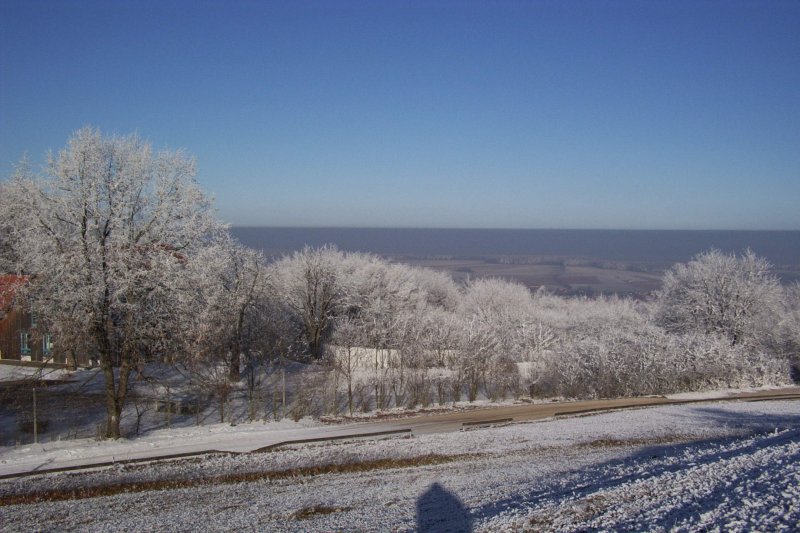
254 246 797 416
2 128 797 436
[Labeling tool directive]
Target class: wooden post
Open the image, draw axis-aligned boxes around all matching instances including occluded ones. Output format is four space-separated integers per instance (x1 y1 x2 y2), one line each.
32 387 38 444
281 368 286 420
166 387 172 429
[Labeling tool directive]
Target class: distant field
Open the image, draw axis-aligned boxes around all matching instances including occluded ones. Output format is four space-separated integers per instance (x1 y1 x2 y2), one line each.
232 227 800 296
397 257 665 297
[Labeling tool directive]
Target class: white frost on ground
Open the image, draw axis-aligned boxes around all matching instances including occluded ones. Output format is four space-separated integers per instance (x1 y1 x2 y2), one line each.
1 400 798 532
664 384 790 400
0 416 324 477
487 428 800 532
0 364 74 381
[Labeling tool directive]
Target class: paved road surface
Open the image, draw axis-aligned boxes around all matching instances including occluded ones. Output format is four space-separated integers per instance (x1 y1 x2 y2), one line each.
2 386 798 479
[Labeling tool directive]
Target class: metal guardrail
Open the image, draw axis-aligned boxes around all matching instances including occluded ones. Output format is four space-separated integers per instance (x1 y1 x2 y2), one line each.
251 428 413 453
461 417 513 428
0 449 237 481
0 428 414 480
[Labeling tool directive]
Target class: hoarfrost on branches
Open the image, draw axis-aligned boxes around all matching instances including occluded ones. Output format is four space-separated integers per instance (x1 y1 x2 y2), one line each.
1 128 795 436
2 127 225 438
656 249 783 347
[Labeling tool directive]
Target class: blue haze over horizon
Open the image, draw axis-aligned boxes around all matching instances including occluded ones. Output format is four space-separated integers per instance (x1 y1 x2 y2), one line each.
1 1 799 230
231 227 800 267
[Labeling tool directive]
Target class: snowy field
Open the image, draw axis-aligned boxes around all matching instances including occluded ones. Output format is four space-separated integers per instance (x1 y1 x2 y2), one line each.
1 399 798 532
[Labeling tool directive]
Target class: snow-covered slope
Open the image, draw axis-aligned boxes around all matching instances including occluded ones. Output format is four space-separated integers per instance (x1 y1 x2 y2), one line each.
1 400 798 532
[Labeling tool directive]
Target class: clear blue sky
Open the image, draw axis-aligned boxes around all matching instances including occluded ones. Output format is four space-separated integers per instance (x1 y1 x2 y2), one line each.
1 0 798 229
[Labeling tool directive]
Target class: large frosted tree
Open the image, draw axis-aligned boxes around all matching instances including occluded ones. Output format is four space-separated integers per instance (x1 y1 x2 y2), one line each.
2 127 224 438
656 249 783 347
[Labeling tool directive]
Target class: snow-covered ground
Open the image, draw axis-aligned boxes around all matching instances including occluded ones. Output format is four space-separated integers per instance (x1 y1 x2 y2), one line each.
1 399 798 532
0 363 74 381
663 384 792 400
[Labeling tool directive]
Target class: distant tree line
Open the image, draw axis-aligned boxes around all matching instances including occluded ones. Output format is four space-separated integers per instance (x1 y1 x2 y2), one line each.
1 128 797 437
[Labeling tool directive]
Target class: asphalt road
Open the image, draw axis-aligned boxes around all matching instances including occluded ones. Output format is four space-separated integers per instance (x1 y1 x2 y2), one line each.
2 386 799 479
373 387 800 435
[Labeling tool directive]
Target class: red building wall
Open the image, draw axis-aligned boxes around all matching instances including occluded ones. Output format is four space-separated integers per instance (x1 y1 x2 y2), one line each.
0 308 50 361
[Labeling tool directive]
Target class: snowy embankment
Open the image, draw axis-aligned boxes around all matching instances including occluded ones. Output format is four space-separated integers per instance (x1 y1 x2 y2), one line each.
1 399 798 532
497 428 800 532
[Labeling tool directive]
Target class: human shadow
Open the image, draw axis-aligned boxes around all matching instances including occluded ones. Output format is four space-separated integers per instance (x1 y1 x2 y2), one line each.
416 482 473 532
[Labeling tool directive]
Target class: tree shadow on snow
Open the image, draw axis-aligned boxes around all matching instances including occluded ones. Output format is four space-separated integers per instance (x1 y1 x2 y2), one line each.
685 404 800 432
416 482 473 532
468 406 800 529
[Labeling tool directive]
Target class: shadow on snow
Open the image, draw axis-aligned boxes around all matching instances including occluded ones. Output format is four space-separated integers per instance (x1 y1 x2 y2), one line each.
464 406 800 530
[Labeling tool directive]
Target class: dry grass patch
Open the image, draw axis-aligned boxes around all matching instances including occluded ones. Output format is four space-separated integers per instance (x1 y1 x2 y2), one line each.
581 435 692 449
0 453 477 506
290 505 353 520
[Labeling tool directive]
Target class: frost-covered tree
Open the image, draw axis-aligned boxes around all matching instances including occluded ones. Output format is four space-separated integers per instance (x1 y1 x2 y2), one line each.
185 236 269 381
452 279 533 400
329 315 364 415
656 249 783 347
0 181 20 273
420 307 460 367
2 127 224 438
270 245 344 359
345 260 422 407
408 267 461 312
778 283 800 375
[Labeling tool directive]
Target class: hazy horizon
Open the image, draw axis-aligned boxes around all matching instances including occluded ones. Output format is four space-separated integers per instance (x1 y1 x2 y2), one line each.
232 224 800 232
231 227 800 268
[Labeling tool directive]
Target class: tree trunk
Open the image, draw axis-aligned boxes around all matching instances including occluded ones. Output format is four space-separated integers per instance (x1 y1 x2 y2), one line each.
229 308 246 381
309 327 323 360
348 380 353 416
95 313 122 439
229 347 241 381
102 352 132 439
